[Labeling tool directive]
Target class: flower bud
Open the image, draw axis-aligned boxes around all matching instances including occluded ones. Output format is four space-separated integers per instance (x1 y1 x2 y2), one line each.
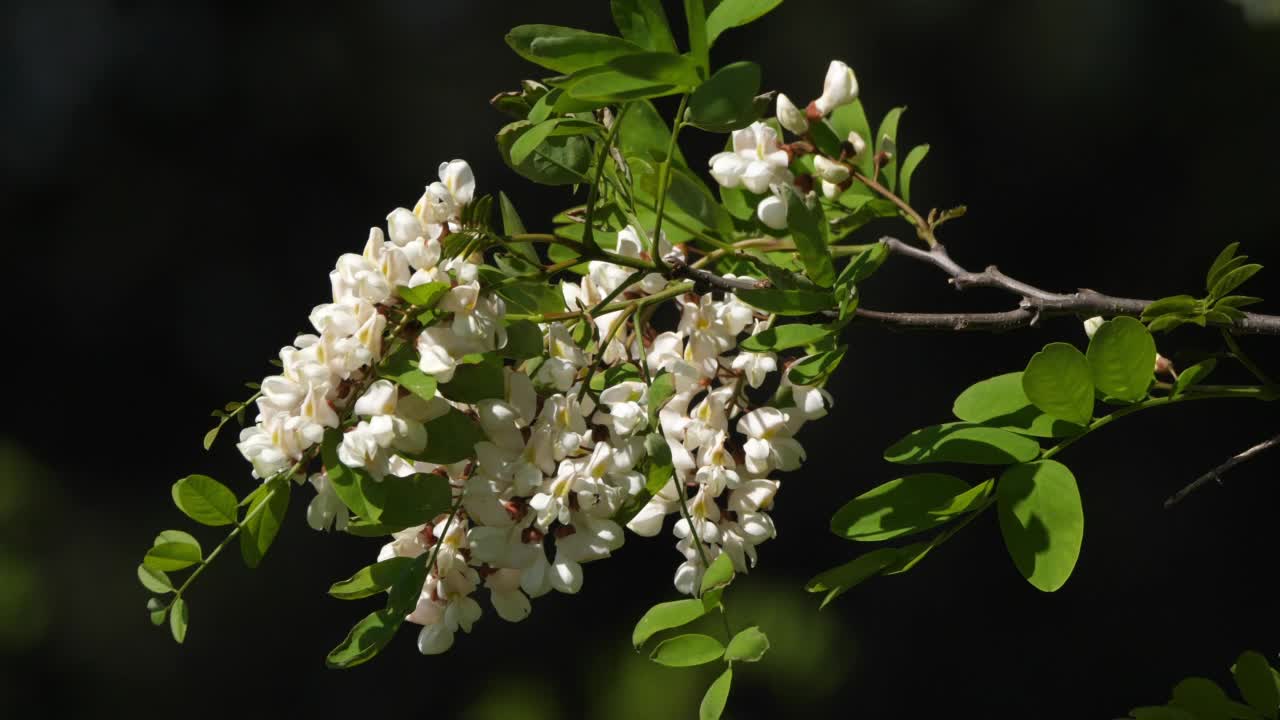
821 180 840 199
814 60 858 115
813 155 850 184
775 93 809 135
847 131 868 159
756 193 788 230
1083 316 1104 338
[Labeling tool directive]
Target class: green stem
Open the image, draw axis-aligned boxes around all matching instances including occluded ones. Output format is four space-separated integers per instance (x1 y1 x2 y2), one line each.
578 303 638 401
508 281 694 323
584 105 631 253
851 171 936 248
651 94 690 272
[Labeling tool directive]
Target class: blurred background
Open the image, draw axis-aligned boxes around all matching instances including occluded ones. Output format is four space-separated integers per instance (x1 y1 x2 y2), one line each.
3 0 1279 717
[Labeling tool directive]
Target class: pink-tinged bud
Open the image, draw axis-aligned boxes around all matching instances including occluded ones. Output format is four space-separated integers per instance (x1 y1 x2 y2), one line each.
1155 354 1175 376
775 93 809 135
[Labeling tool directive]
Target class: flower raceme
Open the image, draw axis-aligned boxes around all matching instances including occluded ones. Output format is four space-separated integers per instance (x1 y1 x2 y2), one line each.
171 54 873 670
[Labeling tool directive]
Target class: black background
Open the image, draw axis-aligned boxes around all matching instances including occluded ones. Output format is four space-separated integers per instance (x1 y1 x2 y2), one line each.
3 1 1279 717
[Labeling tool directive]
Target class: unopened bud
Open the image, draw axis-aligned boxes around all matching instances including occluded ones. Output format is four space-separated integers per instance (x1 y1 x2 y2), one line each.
813 60 859 116
1154 353 1175 377
775 93 809 135
756 193 788 230
821 180 840 199
846 131 868 158
813 155 851 184
1083 316 1104 338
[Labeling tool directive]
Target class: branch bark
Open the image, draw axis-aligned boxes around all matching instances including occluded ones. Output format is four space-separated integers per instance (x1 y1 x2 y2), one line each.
855 237 1280 336
1163 432 1280 508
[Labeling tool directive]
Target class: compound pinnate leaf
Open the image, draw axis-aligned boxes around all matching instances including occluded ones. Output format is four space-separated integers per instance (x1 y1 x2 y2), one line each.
952 372 1084 438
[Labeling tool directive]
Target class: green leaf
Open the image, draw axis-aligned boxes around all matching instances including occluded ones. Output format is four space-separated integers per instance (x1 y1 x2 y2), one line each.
1206 242 1242 293
899 144 929 205
952 372 1085 438
724 626 770 663
834 241 890 289
510 119 561 168
147 597 169 626
876 107 905 191
325 608 402 670
632 598 708 648
154 529 201 548
1233 651 1280 717
804 548 899 608
686 61 762 132
496 120 592 186
736 287 835 315
997 460 1084 592
439 355 505 404
700 553 735 596
611 0 678 53
144 541 203 572
1086 317 1156 403
502 320 544 360
329 557 416 600
1171 677 1262 720
787 346 847 385
1210 263 1263 301
171 474 238 527
830 473 979 541
808 118 843 157
495 280 567 316
683 0 710 75
376 474 452 530
137 564 174 594
619 100 687 165
740 324 831 352
505 25 644 74
884 423 1041 465
647 372 677 426
1173 359 1218 397
1023 342 1095 426
700 668 733 720
169 597 189 644
417 409 485 465
497 191 538 265
239 478 291 568
563 66 680 103
651 633 724 667
608 51 702 88
322 430 382 521
397 281 449 308
785 185 835 287
395 371 438 404
1142 295 1201 320
706 0 784 46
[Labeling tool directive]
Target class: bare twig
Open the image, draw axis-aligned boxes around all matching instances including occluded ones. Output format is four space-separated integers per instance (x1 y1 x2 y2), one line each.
1163 432 1280 508
872 237 1280 336
668 257 770 292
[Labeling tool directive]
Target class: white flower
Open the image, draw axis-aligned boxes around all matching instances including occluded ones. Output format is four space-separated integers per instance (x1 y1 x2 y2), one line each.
775 92 809 135
737 407 806 474
485 568 532 622
626 478 680 537
306 472 349 532
330 253 391 305
593 381 649 438
732 351 778 389
756 186 789 230
416 160 476 225
821 180 841 199
362 227 411 290
353 379 398 417
707 121 793 194
814 60 858 115
1083 316 1104 339
813 155 850 184
533 324 587 391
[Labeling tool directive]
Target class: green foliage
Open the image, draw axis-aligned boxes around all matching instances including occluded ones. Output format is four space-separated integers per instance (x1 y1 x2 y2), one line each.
632 599 708 648
611 0 678 53
137 564 174 594
875 107 905 191
686 62 763 132
1174 359 1218 397
1086 317 1156 403
700 553 736 596
1128 650 1280 720
724 626 770 663
706 0 784 47
171 475 238 527
682 0 710 75
953 372 1085 438
785 185 835 287
329 557 415 600
884 423 1041 465
497 120 592 186
899 144 929 205
417 409 487 465
1143 244 1265 332
830 473 983 541
505 25 644 74
804 548 899 608
996 460 1083 592
439 354 506 403
144 532 203 573
169 597 189 644
700 668 733 720
1023 342 1095 426
736 287 835 315
787 346 847 386
239 477 291 568
325 609 403 670
651 633 725 667
739 323 832 352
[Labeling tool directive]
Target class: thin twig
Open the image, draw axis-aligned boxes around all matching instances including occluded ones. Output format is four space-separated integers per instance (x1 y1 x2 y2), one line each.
667 257 770 292
1163 432 1280 509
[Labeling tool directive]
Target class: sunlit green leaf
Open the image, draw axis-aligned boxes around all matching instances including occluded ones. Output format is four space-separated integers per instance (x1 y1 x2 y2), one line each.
884 423 1041 465
239 477 291 568
785 185 835 287
1023 342 1094 426
952 372 1085 438
724 626 770 663
329 557 416 600
740 324 831 352
325 608 402 670
700 553 736 595
169 597 189 644
506 25 644 74
805 548 899 608
416 409 486 465
632 599 708 648
706 0 784 46
1086 317 1156 403
700 668 733 720
686 62 762 132
736 287 835 315
171 475 238 527
611 0 678 53
137 564 175 594
651 633 724 667
144 541 203 573
997 460 1083 592
899 144 929 205
830 473 978 541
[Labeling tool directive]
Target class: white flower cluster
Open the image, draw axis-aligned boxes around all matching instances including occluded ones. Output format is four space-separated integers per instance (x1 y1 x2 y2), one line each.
708 60 863 230
233 153 833 658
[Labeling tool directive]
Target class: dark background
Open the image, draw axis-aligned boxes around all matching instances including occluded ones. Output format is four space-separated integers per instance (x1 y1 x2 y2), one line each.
3 1 1279 717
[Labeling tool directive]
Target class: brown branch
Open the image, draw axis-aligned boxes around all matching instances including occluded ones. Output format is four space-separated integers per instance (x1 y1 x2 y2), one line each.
854 307 1036 332
1163 432 1280 508
667 257 770 292
874 237 1280 336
